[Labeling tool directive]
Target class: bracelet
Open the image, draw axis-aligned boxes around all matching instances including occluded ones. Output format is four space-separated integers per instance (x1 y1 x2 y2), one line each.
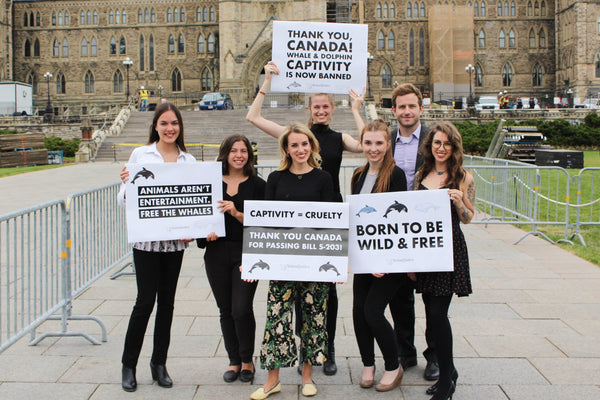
259 90 266 95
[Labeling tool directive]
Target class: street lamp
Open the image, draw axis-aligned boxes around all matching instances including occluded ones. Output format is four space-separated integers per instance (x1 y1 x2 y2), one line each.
43 72 53 122
566 88 573 108
158 84 163 98
123 57 133 100
465 64 475 108
366 52 374 100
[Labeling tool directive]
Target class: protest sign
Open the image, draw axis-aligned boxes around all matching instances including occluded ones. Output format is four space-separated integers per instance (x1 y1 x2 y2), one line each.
125 162 224 242
348 190 453 273
241 200 349 282
271 20 368 94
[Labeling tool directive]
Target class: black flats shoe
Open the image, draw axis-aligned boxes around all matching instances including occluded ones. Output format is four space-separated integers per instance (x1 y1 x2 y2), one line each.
122 366 137 392
223 368 240 383
240 363 255 383
150 361 173 388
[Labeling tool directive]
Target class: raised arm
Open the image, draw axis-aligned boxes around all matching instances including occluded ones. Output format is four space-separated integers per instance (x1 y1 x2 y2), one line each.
245 61 286 138
342 89 365 153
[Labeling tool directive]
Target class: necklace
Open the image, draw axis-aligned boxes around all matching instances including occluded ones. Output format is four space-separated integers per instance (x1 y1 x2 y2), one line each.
436 170 446 175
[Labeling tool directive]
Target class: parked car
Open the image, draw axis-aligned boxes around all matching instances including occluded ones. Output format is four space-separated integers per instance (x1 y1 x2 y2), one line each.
198 92 234 110
475 96 500 110
574 98 599 109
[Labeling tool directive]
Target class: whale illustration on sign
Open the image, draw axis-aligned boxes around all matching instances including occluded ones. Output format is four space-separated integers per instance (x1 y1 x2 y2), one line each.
131 167 155 184
248 259 270 273
318 261 340 276
356 205 377 217
287 81 302 90
383 200 408 218
414 203 439 213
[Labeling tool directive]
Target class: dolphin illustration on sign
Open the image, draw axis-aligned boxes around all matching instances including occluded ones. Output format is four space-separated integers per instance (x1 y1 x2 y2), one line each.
286 81 302 90
248 259 270 273
131 167 155 184
318 261 340 276
356 205 377 217
383 200 408 218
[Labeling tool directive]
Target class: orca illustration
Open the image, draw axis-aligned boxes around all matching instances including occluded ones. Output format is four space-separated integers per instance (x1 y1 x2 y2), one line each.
318 261 340 276
383 200 408 218
131 167 155 184
248 259 270 273
286 81 302 90
356 205 377 217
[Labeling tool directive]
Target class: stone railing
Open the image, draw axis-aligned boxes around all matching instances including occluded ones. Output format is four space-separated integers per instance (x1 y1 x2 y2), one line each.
76 105 132 162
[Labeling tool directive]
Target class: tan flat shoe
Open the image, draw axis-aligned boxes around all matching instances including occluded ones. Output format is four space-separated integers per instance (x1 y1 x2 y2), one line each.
360 365 376 388
301 382 317 397
250 382 281 400
374 367 404 392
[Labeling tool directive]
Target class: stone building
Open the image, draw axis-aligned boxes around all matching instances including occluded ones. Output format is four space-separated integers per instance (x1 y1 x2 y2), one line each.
5 0 600 114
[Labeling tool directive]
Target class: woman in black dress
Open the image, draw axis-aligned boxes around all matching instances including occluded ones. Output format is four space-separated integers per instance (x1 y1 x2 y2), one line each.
246 61 363 375
250 123 334 400
411 122 475 400
351 119 407 392
198 134 266 384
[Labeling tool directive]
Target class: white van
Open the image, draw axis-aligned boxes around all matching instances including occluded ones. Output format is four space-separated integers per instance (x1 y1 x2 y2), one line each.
475 96 500 110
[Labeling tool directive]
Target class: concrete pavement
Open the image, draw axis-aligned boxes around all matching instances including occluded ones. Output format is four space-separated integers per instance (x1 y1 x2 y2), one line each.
0 162 599 400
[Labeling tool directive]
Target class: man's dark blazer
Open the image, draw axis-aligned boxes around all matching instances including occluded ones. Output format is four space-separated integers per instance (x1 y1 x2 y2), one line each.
390 124 430 179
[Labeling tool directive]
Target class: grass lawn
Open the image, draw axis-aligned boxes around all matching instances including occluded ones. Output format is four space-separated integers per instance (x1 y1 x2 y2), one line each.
0 158 76 177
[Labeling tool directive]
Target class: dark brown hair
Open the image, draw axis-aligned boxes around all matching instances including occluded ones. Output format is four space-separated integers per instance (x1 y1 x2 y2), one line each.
391 83 423 108
418 121 465 189
217 134 256 177
147 102 186 152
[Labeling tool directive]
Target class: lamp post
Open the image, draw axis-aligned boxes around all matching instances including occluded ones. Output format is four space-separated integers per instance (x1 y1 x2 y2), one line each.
43 72 53 122
566 88 573 108
123 57 133 100
366 52 374 100
465 64 475 108
158 84 163 99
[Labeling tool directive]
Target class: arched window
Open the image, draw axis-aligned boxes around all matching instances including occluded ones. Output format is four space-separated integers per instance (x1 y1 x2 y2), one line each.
532 63 543 86
168 35 175 53
497 2 502 16
93 10 98 24
210 6 215 21
167 8 172 22
65 11 69 25
81 38 88 56
52 11 56 25
151 8 156 23
144 8 149 23
502 63 513 86
138 8 143 23
508 29 515 48
139 35 145 71
475 63 483 86
123 10 127 24
178 34 185 53
381 64 392 88
541 1 546 16
24 12 28 27
34 39 40 57
511 2 516 16
198 35 205 53
499 29 506 48
421 2 426 17
414 3 418 17
58 12 63 26
181 7 185 22
378 31 385 49
208 34 215 53
481 2 486 16
27 72 37 94
529 29 536 48
409 29 415 66
390 3 395 17
110 37 117 55
109 10 114 24
479 29 486 48
595 54 600 78
24 39 31 57
149 35 154 71
84 70 94 93
36 12 40 26
197 7 202 22
81 10 85 25
475 2 479 16
86 11 91 25
539 29 546 48
174 8 179 23
62 38 68 56
114 70 123 92
201 68 212 91
419 28 425 66
56 71 66 94
407 3 412 18
388 31 395 49
504 2 509 17
171 68 182 91
91 38 97 56
119 36 126 54
377 3 382 18
534 1 539 16
116 10 121 24
203 7 208 22
383 3 388 18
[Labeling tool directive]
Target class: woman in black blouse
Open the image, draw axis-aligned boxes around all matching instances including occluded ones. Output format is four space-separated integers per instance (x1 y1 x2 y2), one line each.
250 123 334 400
198 134 266 384
351 119 407 393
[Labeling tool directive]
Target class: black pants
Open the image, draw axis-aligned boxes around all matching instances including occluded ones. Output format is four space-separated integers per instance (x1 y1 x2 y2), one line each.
422 294 453 386
296 282 338 355
204 240 258 365
389 275 436 362
122 249 183 368
352 273 401 371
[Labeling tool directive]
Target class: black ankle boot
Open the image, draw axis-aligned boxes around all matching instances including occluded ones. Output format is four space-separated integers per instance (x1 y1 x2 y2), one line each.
150 361 173 388
323 346 337 376
122 366 137 392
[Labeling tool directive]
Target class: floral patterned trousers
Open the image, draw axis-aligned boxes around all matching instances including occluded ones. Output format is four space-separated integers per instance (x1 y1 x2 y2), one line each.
259 280 329 370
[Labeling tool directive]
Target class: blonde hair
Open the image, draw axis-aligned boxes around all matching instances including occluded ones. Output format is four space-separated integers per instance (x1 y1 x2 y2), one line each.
307 93 335 128
278 123 322 170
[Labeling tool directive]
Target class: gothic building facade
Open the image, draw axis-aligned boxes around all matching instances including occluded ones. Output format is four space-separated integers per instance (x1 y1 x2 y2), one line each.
4 0 600 113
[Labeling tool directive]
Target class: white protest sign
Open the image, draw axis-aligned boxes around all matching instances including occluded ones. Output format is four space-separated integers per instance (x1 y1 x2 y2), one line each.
125 162 224 242
348 190 453 273
242 201 349 282
271 20 368 94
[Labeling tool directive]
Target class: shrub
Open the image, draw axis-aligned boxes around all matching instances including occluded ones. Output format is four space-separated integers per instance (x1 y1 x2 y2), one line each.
44 137 81 157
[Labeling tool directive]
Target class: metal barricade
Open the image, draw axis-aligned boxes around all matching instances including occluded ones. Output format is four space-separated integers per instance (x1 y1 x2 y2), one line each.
570 167 600 246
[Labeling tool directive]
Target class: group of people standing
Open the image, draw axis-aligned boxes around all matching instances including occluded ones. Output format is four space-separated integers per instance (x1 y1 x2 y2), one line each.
117 60 474 400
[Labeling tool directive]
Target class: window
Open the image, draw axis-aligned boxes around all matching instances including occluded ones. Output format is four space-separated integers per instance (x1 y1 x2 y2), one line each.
138 9 143 23
56 71 66 94
151 8 156 23
116 10 120 24
534 1 539 16
533 63 542 86
377 3 382 18
511 2 516 16
172 68 182 91
93 10 98 25
502 63 513 86
36 12 40 26
390 3 395 17
197 7 202 22
198 34 205 53
481 2 486 16
110 37 117 55
384 3 388 18
504 2 509 17
120 36 126 54
52 11 56 26
528 1 532 16
65 11 69 25
139 35 145 71
419 29 425 66
109 10 114 24
86 11 91 25
539 28 546 48
145 8 149 23
529 29 536 48
388 31 395 49
210 6 215 21
27 72 37 94
378 31 385 49
84 70 94 93
149 35 154 71
475 2 479 16
81 10 85 25
407 3 412 18
509 29 515 48
541 1 546 16
114 70 123 92
203 7 208 22
381 64 392 88
208 34 215 53
81 38 88 56
596 54 600 78
24 39 31 57
62 38 68 56
58 11 63 26
178 34 185 53
123 10 127 24
91 38 97 56
167 8 172 22
414 3 418 17
168 35 175 53
479 29 486 48
24 12 29 27
421 2 426 17
34 39 40 57
201 68 212 91
499 29 506 48
181 8 185 22
497 2 502 16
174 8 179 23
409 29 414 66
475 64 483 86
